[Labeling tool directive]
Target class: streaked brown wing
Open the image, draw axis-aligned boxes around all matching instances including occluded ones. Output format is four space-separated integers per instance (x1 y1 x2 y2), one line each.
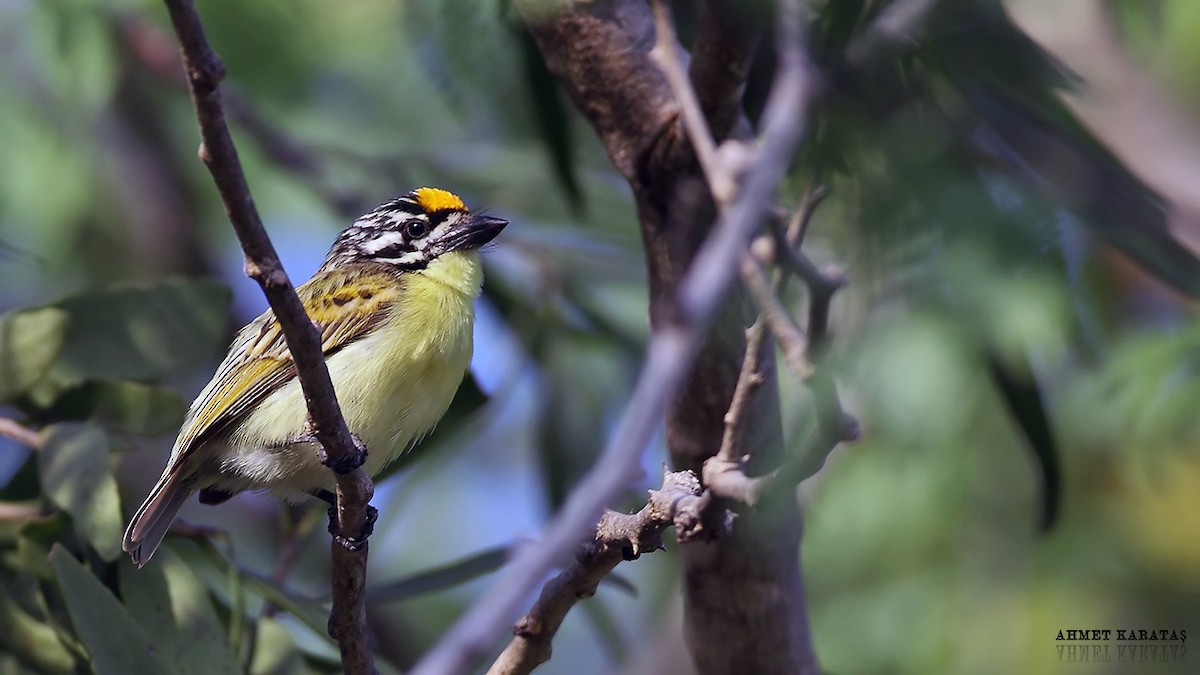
170 266 404 456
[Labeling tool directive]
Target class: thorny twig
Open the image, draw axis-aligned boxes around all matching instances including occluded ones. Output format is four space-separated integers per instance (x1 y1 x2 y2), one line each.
706 183 857 505
487 469 729 675
740 253 810 377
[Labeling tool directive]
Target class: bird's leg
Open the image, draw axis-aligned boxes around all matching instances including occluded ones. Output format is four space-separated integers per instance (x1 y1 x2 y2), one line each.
308 488 337 506
198 487 235 505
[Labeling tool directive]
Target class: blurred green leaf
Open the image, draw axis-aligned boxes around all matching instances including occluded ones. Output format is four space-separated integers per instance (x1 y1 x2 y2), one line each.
237 571 329 644
538 336 629 507
14 511 69 549
164 539 334 649
0 583 76 675
514 24 582 212
30 1 119 114
49 381 188 437
814 0 868 62
1074 325 1200 451
248 615 306 675
985 352 1060 531
49 545 173 675
581 597 627 663
0 503 39 545
598 570 637 596
32 279 231 404
0 307 67 403
368 543 513 603
38 423 122 561
119 552 241 675
923 3 1200 296
10 528 58 581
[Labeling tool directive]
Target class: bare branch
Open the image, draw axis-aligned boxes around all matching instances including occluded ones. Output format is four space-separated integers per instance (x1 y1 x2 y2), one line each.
0 418 42 450
785 182 830 248
487 470 724 675
157 2 375 672
769 216 842 292
0 502 42 521
649 0 726 200
765 225 846 354
656 0 838 498
715 317 769 466
740 254 811 377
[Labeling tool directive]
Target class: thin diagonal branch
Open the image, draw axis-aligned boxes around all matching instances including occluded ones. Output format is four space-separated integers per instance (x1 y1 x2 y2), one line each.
705 310 771 507
785 183 830 245
157 2 375 673
486 469 724 675
740 253 810 377
678 0 816 319
0 418 42 450
649 0 726 199
715 315 769 467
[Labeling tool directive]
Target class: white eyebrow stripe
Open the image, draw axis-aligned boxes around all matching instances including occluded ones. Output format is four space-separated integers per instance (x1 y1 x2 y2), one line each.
361 231 409 254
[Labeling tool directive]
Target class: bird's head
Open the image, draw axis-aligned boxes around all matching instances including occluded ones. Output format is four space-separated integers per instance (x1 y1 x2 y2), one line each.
323 187 507 271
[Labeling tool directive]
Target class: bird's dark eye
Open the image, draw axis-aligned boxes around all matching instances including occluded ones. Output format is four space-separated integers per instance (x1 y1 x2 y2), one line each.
404 219 430 240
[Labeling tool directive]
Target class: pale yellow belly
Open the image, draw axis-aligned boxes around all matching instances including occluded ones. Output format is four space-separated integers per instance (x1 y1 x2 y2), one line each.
210 286 475 497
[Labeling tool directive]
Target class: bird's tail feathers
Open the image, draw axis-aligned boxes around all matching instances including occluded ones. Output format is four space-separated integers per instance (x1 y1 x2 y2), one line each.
122 470 195 567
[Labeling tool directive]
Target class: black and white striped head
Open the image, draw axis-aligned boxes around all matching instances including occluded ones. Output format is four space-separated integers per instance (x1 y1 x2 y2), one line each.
321 188 507 271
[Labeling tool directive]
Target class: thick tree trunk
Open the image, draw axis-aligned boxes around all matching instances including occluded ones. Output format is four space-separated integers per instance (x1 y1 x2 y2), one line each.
518 2 818 672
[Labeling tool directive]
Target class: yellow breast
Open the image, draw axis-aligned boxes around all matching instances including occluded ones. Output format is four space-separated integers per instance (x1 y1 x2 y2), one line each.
223 251 482 493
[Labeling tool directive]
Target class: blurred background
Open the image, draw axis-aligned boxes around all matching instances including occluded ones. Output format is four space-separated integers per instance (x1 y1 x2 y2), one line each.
1 0 1199 674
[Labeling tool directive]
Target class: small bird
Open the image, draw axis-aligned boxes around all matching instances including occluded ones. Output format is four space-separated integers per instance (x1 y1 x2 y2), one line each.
123 187 506 566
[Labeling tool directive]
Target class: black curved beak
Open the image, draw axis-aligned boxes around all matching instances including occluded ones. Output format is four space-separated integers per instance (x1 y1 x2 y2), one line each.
451 214 508 251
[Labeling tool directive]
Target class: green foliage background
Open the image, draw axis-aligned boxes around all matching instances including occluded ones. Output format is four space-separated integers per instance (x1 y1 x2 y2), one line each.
1 1 1198 674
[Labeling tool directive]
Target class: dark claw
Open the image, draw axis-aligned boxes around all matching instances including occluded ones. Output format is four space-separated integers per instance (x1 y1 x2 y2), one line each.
326 504 378 552
317 433 368 475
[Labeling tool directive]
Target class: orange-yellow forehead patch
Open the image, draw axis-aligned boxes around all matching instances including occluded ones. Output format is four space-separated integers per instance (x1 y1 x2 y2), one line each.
413 187 466 213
